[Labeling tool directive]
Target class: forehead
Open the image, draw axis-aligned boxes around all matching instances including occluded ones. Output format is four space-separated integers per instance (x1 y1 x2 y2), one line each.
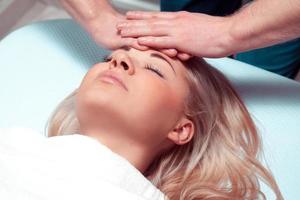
114 48 188 75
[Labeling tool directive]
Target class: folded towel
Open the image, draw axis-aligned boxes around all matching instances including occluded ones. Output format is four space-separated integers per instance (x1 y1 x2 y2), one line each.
0 128 165 200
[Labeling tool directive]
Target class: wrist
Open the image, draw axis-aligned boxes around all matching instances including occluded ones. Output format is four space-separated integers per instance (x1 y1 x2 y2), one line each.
81 0 119 22
225 4 260 54
86 8 123 33
212 16 237 57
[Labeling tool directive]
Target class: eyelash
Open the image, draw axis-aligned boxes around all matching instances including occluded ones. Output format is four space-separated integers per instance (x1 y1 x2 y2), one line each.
144 64 164 78
104 56 164 78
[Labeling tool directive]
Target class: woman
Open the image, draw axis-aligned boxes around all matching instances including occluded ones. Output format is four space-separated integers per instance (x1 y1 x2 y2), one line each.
47 47 282 199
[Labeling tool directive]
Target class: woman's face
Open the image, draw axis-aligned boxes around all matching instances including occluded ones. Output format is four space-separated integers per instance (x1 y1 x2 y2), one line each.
76 48 190 148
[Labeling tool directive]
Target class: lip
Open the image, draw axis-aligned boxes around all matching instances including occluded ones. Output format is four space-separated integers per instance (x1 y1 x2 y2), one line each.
99 71 128 91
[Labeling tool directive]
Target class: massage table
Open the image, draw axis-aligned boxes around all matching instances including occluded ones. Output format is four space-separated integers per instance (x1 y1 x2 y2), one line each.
0 19 299 199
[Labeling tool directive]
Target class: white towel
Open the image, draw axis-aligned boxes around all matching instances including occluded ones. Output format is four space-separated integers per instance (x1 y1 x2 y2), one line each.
0 128 165 200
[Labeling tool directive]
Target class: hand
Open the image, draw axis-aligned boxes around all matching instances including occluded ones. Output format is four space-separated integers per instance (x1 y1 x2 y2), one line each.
151 48 192 61
85 11 147 50
117 11 233 58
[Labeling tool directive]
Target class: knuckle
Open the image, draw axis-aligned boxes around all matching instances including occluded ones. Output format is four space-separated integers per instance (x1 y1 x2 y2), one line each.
120 29 127 35
123 28 133 35
178 11 188 17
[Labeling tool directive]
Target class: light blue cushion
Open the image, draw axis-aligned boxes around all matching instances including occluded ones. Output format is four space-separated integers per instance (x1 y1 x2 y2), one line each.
0 19 299 199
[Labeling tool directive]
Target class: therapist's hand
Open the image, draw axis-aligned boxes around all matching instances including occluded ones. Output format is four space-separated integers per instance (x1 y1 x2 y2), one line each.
117 11 234 58
86 11 148 50
60 0 147 50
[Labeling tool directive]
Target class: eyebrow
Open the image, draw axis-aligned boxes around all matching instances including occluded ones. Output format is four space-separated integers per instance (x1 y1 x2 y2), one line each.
115 47 176 75
150 53 176 76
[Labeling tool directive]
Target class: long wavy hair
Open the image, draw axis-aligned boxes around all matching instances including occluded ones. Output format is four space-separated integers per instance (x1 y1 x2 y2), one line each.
47 57 282 199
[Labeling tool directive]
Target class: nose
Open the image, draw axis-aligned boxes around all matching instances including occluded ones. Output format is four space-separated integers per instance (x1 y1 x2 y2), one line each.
109 52 135 75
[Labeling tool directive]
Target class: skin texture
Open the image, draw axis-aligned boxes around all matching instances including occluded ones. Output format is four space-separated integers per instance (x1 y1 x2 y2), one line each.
60 0 300 58
59 0 191 59
117 0 300 57
59 0 147 50
117 11 230 58
76 48 194 172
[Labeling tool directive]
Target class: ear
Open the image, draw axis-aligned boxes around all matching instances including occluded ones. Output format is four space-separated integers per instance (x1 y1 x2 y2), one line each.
167 117 194 145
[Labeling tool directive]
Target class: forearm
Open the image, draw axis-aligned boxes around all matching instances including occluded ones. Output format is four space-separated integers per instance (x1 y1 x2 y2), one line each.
59 0 116 24
227 0 300 54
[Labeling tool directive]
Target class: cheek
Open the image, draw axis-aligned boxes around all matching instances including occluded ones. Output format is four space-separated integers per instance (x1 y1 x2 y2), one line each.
75 64 109 124
140 86 178 112
75 83 99 128
129 77 184 132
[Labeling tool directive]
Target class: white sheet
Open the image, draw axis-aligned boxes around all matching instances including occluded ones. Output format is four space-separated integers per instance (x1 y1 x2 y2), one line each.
0 128 165 200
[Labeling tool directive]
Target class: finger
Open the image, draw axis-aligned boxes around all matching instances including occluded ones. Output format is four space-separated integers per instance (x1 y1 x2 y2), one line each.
131 42 149 51
117 20 151 29
120 26 168 37
117 19 168 29
117 19 169 36
160 49 178 57
177 53 192 61
121 38 149 51
126 11 177 20
138 36 175 49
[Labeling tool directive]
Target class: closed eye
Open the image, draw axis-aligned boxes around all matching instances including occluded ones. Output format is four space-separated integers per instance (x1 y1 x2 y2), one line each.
104 54 165 79
144 64 165 78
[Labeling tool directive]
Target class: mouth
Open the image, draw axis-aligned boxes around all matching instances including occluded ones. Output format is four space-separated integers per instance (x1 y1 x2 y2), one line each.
99 71 128 91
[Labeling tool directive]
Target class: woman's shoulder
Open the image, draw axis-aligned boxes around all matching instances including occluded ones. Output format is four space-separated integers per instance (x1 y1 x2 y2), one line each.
0 127 46 149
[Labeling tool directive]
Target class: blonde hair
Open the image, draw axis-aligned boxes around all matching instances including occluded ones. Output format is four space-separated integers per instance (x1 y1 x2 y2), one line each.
47 57 282 199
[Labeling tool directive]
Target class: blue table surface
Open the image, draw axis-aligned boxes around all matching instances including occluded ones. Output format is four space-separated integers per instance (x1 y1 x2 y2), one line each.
0 19 299 199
